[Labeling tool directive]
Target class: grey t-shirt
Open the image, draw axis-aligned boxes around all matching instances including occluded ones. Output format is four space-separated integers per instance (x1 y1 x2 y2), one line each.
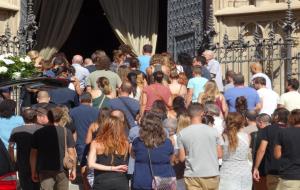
86 70 122 91
177 124 221 177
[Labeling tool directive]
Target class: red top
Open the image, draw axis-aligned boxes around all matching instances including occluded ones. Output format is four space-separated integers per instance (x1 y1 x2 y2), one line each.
143 83 171 111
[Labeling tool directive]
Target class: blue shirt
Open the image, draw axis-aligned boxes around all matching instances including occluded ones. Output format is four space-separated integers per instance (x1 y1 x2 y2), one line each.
187 76 208 102
224 86 260 112
0 116 24 149
138 55 151 73
107 97 139 128
70 104 98 159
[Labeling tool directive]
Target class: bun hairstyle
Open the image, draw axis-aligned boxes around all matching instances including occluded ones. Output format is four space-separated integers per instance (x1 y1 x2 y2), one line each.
97 77 112 95
235 96 248 117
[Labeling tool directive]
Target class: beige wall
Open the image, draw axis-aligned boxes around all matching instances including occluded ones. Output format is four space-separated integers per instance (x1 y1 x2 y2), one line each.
0 0 20 36
213 0 300 93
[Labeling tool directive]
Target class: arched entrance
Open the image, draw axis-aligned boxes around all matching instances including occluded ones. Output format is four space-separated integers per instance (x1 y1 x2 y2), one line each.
60 0 120 60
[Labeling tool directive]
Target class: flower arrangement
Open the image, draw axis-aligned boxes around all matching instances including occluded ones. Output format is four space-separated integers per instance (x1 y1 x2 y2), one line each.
0 53 38 81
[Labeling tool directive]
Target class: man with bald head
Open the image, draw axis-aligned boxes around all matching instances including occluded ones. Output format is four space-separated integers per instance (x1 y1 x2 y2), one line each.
31 90 56 109
203 50 224 92
72 54 90 88
250 62 272 89
108 81 140 128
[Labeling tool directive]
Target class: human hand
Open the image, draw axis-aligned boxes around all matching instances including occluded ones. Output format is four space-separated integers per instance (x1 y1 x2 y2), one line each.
112 165 128 173
31 171 39 182
253 168 260 182
69 169 76 181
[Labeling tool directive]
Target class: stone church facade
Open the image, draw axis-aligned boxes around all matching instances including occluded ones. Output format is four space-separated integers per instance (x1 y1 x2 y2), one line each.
0 0 20 36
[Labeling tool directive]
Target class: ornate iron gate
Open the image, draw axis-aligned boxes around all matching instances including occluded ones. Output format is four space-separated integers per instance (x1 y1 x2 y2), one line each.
213 0 299 94
167 0 204 60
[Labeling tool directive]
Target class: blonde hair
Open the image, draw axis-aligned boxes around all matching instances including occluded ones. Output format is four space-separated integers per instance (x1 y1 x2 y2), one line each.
200 80 220 103
177 113 191 133
58 106 72 127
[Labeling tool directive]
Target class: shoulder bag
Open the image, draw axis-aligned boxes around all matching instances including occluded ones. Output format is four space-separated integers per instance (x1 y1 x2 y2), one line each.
63 127 76 170
147 149 176 190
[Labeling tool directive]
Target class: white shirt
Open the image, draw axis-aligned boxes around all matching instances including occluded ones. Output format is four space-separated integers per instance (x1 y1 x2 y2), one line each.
278 91 300 111
257 88 279 116
251 73 272 89
213 116 225 136
72 63 90 88
207 59 224 92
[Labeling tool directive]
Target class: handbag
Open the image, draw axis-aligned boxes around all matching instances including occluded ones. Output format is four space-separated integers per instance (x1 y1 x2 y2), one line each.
147 149 176 190
63 127 76 170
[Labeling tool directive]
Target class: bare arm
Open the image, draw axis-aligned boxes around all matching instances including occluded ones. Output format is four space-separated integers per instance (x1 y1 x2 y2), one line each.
255 102 262 113
67 147 77 180
30 149 39 182
178 147 186 162
85 122 97 144
274 145 282 159
186 88 193 106
139 92 147 117
253 140 268 181
217 145 223 159
8 142 15 163
220 94 228 118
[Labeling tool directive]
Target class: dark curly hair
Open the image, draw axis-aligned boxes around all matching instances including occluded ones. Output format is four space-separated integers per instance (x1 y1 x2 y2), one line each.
139 112 167 148
0 99 16 118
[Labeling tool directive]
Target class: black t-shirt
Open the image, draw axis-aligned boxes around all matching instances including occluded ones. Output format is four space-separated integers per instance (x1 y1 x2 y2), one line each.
9 124 43 173
0 138 14 176
31 125 75 172
275 127 300 180
261 124 285 175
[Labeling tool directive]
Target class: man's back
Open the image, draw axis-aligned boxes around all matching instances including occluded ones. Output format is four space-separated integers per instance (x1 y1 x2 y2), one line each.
224 87 260 112
138 55 151 73
278 91 300 111
257 88 279 116
108 97 139 128
187 76 208 102
207 59 223 91
86 70 122 91
177 124 220 177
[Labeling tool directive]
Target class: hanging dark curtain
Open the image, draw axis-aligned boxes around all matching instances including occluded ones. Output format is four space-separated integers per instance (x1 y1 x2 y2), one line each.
34 0 84 60
98 0 158 56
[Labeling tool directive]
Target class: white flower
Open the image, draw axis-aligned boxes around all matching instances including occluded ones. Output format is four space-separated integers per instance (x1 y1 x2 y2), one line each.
21 67 25 71
3 59 15 65
2 53 13 58
24 56 31 63
0 66 8 74
12 72 21 79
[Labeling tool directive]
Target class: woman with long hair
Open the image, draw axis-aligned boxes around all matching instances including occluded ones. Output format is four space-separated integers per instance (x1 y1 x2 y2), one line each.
131 112 175 189
235 96 248 117
91 77 113 109
127 71 147 101
198 80 228 118
219 112 252 190
88 116 129 190
117 65 130 82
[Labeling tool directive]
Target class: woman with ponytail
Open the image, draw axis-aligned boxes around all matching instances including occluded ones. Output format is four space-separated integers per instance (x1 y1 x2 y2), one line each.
91 77 113 109
219 112 252 190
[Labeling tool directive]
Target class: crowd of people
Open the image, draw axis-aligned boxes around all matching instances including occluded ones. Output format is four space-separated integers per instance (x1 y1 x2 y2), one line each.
1 43 300 190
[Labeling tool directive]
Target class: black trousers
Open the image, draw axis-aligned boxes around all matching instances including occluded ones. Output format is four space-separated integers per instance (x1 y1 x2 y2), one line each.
19 171 40 190
93 175 129 190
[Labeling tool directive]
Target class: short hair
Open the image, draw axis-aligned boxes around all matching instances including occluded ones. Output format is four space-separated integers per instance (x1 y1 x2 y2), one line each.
128 57 139 69
37 90 50 100
188 103 204 118
143 44 153 54
80 92 92 103
51 107 64 123
256 113 271 124
233 73 245 85
287 78 299 90
91 50 107 62
120 81 132 94
288 109 300 126
272 107 290 124
95 56 111 70
153 71 164 83
119 44 132 55
195 55 207 66
192 65 202 75
245 110 257 121
254 77 266 86
0 99 16 118
225 70 235 79
22 108 36 123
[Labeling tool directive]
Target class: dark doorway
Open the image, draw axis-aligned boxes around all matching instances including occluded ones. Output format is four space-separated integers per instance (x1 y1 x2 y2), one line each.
60 0 120 60
156 0 168 53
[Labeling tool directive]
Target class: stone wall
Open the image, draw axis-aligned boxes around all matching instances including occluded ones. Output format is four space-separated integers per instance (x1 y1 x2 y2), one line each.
0 0 20 36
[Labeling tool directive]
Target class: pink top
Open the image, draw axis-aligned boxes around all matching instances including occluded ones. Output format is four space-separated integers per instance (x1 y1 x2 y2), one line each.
143 83 172 111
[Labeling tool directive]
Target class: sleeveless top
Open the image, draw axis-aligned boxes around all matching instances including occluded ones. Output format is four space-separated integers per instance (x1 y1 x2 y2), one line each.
94 153 128 179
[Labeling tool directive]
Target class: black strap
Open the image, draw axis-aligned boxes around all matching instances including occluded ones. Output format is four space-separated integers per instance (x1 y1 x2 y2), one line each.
147 149 157 186
118 97 136 119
